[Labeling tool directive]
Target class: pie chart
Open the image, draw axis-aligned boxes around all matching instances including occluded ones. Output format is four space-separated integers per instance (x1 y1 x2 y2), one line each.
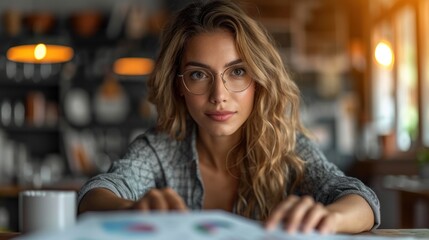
101 220 156 237
194 220 232 234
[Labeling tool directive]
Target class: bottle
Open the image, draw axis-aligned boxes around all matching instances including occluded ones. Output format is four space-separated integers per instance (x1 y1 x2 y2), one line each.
0 99 12 126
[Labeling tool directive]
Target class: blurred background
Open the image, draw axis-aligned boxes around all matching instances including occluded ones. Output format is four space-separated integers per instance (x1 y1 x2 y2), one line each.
0 0 428 231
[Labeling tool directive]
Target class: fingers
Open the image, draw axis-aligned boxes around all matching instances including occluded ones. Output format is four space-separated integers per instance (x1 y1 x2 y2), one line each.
132 197 150 211
300 202 326 233
265 195 299 230
163 188 188 211
148 189 169 211
266 195 339 234
284 196 315 233
132 188 188 212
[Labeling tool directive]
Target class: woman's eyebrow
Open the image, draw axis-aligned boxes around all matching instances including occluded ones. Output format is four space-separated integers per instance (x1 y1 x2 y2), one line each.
224 59 243 68
184 61 210 68
184 59 243 69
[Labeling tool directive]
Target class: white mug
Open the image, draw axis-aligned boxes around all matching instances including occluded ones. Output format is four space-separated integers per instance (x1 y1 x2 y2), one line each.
19 190 77 233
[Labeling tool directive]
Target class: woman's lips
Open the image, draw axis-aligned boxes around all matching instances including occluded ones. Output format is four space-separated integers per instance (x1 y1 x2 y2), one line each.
205 111 235 121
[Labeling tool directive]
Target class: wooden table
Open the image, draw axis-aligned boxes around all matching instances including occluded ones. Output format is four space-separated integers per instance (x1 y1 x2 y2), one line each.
396 188 429 228
384 176 429 228
0 232 19 240
365 229 429 238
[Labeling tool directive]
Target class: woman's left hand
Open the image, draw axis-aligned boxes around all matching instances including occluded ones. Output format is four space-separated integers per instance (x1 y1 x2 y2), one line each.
265 195 343 234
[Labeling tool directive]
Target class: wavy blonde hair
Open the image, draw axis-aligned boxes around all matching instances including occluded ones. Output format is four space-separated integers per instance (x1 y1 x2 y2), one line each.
148 0 305 220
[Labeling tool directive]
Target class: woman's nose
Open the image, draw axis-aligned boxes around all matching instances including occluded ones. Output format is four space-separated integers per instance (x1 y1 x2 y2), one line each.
209 73 228 103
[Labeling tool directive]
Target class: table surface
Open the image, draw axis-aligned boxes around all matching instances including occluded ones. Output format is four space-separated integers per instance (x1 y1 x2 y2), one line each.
1 229 428 240
384 176 429 228
365 229 429 238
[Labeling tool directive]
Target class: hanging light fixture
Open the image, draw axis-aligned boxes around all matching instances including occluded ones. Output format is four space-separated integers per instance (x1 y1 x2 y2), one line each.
375 40 394 68
113 57 154 76
7 43 74 64
5 11 74 64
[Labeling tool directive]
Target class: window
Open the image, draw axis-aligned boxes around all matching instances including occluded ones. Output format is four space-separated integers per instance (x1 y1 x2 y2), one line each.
395 6 418 151
372 22 395 135
421 0 429 146
370 1 426 156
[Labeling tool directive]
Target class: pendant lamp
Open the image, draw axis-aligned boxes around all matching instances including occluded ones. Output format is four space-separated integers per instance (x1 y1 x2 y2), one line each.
113 57 154 76
7 43 74 64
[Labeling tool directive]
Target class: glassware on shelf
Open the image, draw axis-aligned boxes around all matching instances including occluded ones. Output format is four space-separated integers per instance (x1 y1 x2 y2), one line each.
25 91 46 127
94 75 129 124
64 88 91 126
0 139 15 185
0 99 12 126
13 101 25 126
44 102 59 127
0 207 10 231
0 131 8 184
23 63 35 81
42 154 65 183
16 143 30 186
3 9 23 37
40 64 53 80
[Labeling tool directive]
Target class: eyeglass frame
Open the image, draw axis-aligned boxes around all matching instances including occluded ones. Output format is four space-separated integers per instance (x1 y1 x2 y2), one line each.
177 64 253 95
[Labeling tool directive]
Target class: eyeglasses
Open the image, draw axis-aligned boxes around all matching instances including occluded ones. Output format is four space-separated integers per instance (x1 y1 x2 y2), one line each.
178 65 253 95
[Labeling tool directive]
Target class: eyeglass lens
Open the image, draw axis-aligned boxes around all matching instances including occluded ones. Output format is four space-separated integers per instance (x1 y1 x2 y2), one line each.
181 65 251 94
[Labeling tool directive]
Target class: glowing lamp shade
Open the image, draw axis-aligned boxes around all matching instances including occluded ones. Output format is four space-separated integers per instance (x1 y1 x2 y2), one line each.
375 41 394 67
113 57 154 76
7 43 74 63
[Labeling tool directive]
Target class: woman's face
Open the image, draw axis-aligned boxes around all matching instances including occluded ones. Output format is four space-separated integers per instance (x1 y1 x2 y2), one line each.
179 29 255 139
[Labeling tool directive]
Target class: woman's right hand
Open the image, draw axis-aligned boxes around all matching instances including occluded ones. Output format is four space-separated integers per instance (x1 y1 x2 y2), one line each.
131 187 188 212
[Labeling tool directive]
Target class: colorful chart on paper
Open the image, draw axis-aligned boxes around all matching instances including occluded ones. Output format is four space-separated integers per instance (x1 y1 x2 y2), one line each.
16 211 415 240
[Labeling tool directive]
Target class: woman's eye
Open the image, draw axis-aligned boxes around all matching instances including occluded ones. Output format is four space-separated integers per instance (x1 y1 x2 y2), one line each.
190 71 207 80
232 67 246 77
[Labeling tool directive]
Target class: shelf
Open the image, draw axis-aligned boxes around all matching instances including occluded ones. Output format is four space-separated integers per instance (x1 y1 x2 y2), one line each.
0 125 59 133
0 34 156 183
0 80 59 88
0 178 86 198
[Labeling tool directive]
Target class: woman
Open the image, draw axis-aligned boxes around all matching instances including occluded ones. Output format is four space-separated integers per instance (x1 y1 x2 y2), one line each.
78 0 380 234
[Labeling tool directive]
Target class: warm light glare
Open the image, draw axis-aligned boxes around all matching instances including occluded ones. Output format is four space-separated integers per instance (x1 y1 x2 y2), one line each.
113 57 154 76
7 44 74 63
375 41 394 67
34 43 47 60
